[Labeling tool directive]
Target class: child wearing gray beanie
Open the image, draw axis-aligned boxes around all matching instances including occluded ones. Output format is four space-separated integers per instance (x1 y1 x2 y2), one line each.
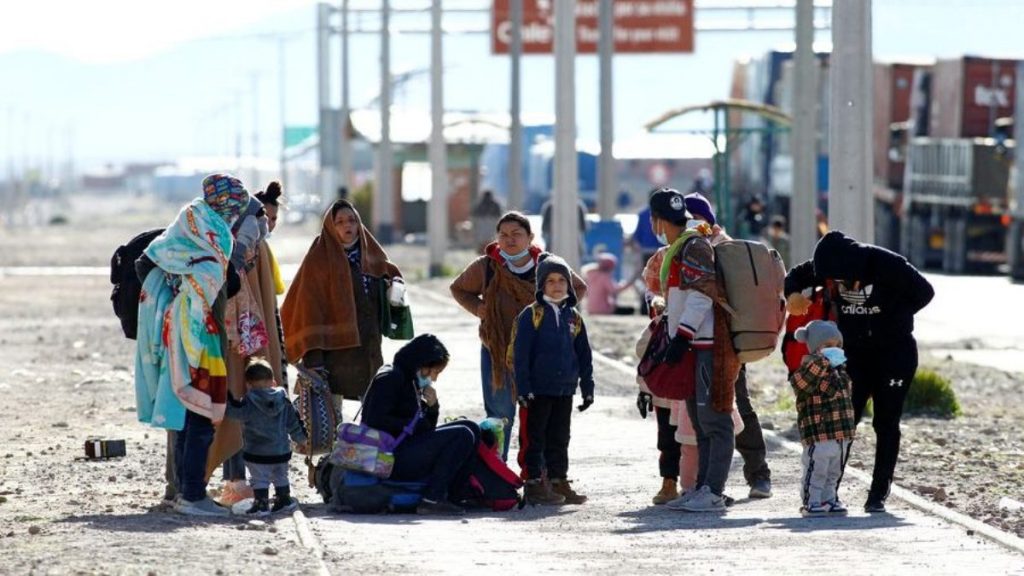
790 320 855 517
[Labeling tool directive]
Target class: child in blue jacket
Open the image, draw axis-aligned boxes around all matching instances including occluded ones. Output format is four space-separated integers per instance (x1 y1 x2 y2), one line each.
511 254 595 506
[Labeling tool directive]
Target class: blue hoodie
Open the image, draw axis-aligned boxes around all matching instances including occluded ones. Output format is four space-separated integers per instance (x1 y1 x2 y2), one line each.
511 255 595 399
226 387 307 464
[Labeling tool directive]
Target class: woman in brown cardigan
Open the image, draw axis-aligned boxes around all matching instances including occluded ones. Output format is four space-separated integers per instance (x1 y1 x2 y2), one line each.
449 211 586 461
281 200 402 415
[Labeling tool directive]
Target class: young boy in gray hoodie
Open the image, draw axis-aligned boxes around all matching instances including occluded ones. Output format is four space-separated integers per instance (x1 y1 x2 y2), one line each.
226 358 308 516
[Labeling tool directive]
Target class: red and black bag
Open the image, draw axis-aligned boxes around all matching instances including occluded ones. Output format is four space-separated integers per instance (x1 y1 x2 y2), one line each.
456 443 524 511
636 316 697 400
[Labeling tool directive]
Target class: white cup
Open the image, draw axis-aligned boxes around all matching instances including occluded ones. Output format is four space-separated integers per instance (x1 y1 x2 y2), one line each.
388 277 406 306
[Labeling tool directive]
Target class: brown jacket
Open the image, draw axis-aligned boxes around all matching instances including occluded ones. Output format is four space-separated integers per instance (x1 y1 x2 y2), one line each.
450 243 586 391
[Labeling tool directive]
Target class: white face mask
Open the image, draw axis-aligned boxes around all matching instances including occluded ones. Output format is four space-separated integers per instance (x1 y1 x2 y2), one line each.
686 219 704 230
543 294 568 304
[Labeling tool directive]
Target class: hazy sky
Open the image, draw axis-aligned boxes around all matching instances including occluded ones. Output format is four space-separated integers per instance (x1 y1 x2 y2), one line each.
2 0 1023 172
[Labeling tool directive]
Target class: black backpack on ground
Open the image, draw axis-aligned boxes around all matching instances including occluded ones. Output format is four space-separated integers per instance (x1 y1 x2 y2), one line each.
452 443 524 511
110 228 164 339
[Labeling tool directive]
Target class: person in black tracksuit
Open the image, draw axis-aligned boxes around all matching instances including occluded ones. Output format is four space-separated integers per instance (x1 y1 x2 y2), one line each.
785 231 934 513
361 334 481 516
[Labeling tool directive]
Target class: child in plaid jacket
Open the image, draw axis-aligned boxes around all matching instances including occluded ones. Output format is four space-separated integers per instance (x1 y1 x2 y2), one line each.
790 320 855 517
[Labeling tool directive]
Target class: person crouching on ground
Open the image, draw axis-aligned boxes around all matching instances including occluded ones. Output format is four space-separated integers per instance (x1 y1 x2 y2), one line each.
226 358 307 516
790 320 855 517
511 255 595 506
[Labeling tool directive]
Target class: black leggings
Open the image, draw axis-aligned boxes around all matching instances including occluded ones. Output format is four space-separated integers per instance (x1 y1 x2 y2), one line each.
391 421 480 501
655 406 681 479
846 338 919 499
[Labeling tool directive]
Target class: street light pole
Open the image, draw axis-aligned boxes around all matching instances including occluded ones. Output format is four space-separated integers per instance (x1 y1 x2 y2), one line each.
316 3 338 207
597 0 615 220
428 0 448 277
278 37 288 193
508 0 523 211
828 0 873 241
376 0 395 243
791 0 817 265
553 0 579 269
340 0 353 196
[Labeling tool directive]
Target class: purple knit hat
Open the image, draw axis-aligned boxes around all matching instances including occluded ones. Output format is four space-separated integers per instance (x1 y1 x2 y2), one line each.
684 193 716 226
202 173 249 222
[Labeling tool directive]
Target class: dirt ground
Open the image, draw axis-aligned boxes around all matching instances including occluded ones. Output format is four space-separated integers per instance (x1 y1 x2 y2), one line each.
1 193 1023 574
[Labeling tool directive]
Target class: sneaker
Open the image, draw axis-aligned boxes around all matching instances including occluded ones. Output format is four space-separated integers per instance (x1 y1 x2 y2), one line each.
864 497 887 513
800 503 829 517
219 480 254 506
677 486 727 513
827 499 848 516
245 498 270 517
416 498 465 516
175 496 231 518
665 490 695 510
550 479 587 505
652 478 679 505
748 478 772 499
271 496 299 514
524 479 566 506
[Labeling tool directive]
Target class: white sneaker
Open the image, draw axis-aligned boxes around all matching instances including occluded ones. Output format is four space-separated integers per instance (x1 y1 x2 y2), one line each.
678 486 727 513
665 490 694 510
175 496 230 517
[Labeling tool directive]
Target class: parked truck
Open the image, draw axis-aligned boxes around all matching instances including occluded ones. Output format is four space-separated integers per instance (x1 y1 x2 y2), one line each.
877 56 1018 274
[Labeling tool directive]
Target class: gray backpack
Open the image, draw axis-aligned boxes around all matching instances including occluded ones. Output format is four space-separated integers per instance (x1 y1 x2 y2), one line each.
714 240 787 363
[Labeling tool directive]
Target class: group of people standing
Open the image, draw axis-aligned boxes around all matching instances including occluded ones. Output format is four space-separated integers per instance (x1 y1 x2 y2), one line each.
132 173 933 519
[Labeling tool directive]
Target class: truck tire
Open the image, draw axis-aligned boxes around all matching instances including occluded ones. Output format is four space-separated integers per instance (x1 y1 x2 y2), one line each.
942 208 967 275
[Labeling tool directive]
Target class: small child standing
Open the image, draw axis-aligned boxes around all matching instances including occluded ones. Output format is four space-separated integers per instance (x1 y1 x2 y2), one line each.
511 255 595 506
790 320 856 517
227 358 308 516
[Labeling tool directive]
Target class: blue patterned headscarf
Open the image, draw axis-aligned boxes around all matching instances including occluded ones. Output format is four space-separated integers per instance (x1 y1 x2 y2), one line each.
202 173 249 223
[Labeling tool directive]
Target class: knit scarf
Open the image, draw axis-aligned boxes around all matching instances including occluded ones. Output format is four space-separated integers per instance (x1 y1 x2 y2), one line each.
135 199 233 429
482 260 537 394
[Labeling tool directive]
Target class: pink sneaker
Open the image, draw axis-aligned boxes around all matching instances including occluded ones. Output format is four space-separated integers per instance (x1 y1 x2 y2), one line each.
219 480 254 506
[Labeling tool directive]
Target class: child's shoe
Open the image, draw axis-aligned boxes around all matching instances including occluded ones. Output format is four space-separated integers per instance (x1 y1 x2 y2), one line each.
272 496 299 514
245 498 270 517
800 502 829 517
827 499 848 516
524 479 565 506
652 478 679 505
550 478 587 504
677 485 727 513
219 480 254 506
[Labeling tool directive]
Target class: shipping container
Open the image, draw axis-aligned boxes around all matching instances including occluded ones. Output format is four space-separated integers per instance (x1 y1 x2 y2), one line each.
929 56 1018 138
873 60 934 191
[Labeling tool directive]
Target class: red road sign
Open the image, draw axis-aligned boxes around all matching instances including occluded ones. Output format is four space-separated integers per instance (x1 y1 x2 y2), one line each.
491 0 694 55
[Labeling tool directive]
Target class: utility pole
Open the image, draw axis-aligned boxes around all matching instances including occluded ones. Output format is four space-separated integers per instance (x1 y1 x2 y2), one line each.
339 0 353 196
429 0 448 277
508 0 523 211
375 0 395 243
828 0 873 242
317 3 338 205
278 38 288 193
597 0 615 220
791 0 817 266
251 73 260 188
553 0 579 269
1008 61 1024 280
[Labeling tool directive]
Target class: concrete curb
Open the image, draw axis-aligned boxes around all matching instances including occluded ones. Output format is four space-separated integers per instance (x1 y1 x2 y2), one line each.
292 508 332 576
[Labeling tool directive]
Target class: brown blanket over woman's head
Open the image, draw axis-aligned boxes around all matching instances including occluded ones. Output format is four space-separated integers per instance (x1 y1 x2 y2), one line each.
281 200 397 362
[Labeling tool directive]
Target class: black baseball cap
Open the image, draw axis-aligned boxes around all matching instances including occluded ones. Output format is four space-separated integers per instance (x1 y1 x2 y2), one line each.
648 188 691 225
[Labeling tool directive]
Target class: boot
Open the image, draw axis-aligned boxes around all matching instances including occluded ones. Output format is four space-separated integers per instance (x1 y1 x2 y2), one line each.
524 479 565 506
550 478 587 505
652 478 679 505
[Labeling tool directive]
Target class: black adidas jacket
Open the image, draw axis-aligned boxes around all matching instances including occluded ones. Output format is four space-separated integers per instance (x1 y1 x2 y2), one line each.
785 231 934 348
